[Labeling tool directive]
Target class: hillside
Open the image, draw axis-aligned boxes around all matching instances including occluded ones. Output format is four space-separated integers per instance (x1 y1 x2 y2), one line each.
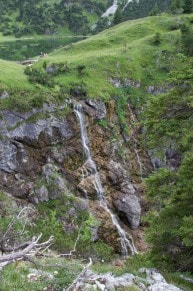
0 14 183 100
0 0 112 36
0 0 179 37
0 12 193 290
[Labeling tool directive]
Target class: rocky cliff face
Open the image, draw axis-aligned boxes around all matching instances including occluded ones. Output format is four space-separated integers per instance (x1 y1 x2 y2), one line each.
0 98 152 254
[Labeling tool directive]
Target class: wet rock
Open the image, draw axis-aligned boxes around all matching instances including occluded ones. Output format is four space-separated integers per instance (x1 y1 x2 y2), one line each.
83 99 106 120
106 160 128 185
106 160 141 229
113 191 141 230
78 175 99 199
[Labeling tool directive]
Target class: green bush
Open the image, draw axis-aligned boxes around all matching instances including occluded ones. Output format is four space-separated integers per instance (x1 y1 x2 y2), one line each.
152 32 162 45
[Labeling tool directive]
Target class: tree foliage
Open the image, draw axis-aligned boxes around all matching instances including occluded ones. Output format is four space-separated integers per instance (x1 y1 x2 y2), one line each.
0 0 110 36
144 56 193 271
183 0 193 13
181 22 193 56
113 6 122 25
122 0 172 21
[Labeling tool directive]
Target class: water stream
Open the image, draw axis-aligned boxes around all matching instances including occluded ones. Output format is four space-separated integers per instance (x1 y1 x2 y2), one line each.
122 0 134 11
102 0 118 18
74 103 137 256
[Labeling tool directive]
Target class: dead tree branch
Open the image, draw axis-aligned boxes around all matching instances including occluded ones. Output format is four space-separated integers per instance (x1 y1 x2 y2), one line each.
0 234 53 264
0 206 36 254
65 258 92 291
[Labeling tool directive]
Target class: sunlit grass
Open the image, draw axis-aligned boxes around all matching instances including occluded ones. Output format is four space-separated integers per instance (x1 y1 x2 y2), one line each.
0 59 35 90
0 13 191 103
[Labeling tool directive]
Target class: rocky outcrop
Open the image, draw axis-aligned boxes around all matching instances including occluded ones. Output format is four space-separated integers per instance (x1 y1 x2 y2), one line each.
79 99 107 120
146 84 172 95
0 98 150 254
106 160 141 229
109 78 141 88
149 148 182 171
0 104 77 198
65 266 182 291
113 191 141 230
0 90 9 99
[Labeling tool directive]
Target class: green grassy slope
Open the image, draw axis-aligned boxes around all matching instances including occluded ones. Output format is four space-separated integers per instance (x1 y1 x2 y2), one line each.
37 14 183 100
0 13 191 106
0 60 33 89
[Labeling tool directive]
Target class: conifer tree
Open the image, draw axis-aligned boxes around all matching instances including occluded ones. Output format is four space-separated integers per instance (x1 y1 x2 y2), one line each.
113 6 122 25
149 4 159 16
170 0 182 13
183 0 193 13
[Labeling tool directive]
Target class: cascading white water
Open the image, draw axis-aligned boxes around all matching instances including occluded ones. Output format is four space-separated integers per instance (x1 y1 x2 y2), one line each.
74 103 137 257
102 0 118 18
122 0 134 11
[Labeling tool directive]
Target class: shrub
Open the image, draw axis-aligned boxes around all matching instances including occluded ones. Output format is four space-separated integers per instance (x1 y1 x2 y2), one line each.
152 32 162 45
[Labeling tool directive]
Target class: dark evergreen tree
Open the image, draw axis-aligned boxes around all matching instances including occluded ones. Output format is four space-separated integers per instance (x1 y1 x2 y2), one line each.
0 0 112 36
144 56 193 271
181 23 193 56
122 0 172 21
170 0 182 13
149 4 159 16
94 17 109 33
183 0 193 13
113 6 122 25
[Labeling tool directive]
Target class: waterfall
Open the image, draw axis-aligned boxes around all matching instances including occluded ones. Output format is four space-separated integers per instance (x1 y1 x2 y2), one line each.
74 103 137 257
122 0 134 11
102 0 118 18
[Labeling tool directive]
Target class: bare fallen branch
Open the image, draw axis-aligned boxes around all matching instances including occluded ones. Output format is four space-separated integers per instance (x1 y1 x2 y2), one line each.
1 241 32 253
0 206 36 254
0 234 53 264
65 258 92 291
